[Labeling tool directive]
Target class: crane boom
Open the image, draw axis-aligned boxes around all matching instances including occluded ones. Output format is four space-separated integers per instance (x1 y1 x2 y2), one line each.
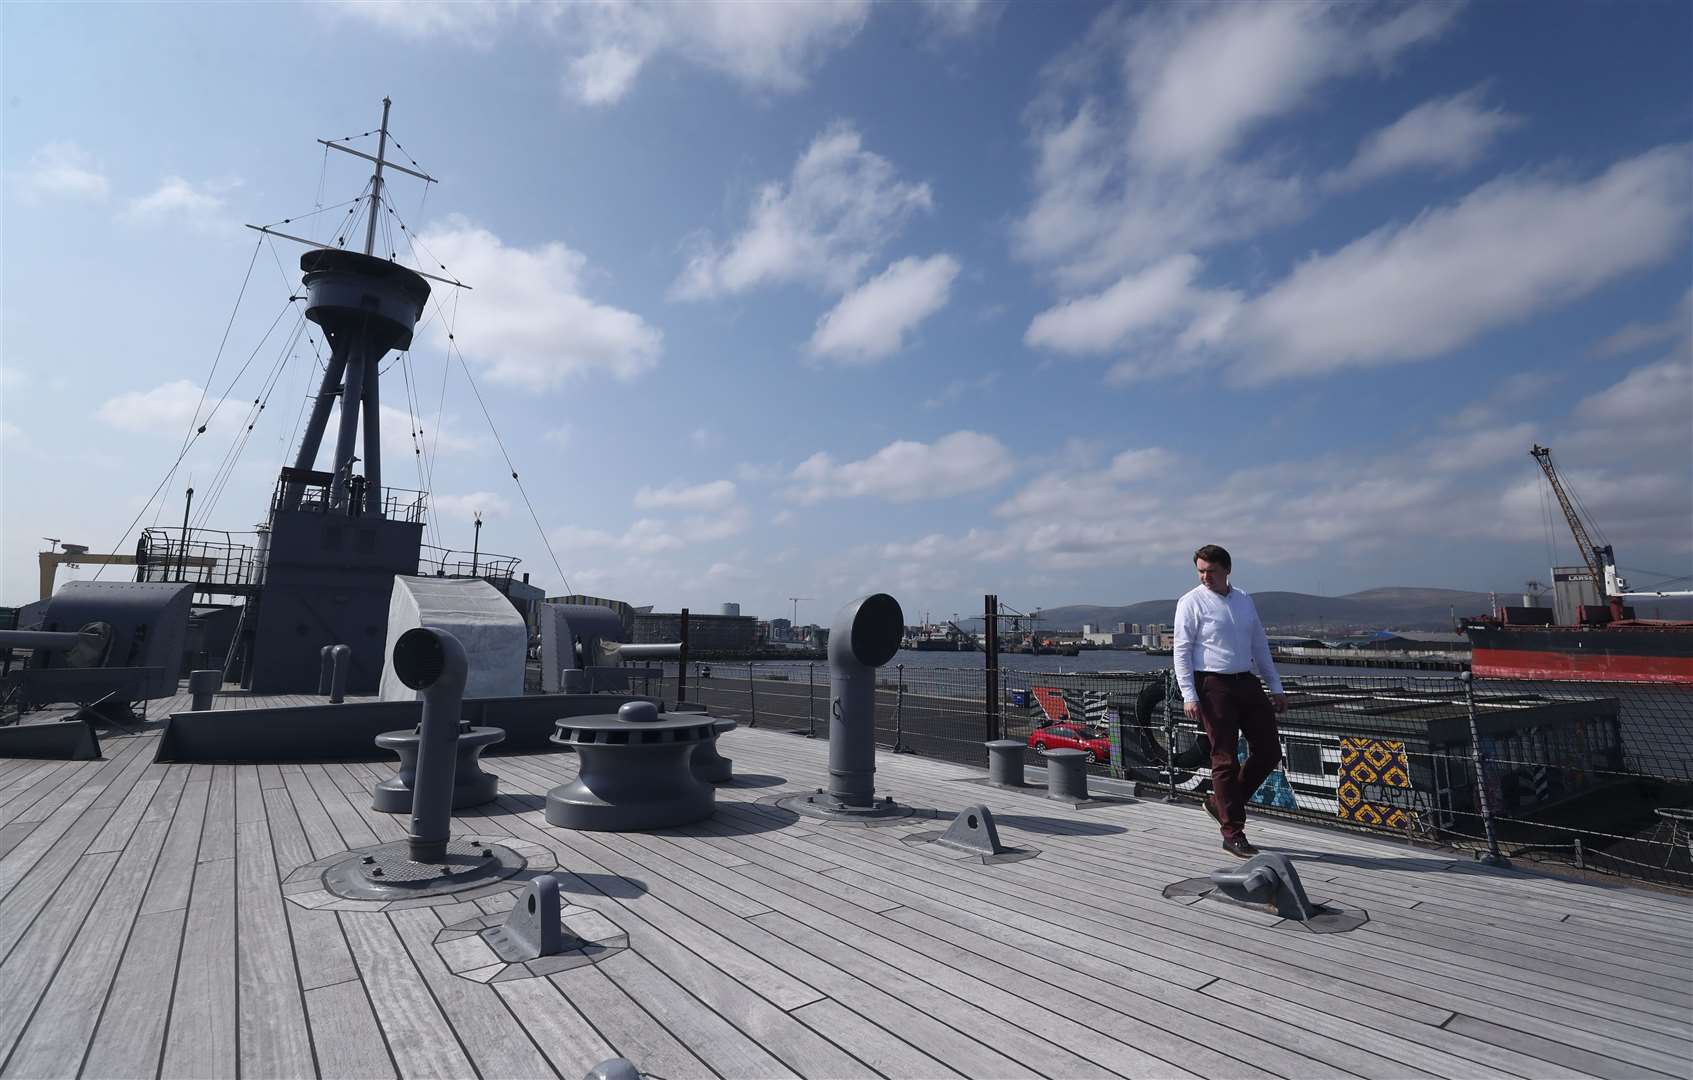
1530 444 1604 587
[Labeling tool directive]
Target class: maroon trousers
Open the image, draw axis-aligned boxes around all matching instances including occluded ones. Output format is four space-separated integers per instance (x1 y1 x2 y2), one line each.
1196 672 1282 841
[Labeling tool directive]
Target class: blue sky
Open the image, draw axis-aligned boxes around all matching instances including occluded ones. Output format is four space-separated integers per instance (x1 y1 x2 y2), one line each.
3 1 1689 624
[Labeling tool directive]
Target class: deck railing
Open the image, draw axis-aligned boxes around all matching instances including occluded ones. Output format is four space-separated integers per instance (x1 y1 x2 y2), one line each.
639 661 1693 890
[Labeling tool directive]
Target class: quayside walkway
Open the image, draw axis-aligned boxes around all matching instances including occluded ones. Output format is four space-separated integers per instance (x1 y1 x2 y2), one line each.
0 693 1689 1079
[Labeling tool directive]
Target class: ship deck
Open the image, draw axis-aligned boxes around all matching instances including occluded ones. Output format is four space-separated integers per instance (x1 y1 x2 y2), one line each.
1 689 1690 1080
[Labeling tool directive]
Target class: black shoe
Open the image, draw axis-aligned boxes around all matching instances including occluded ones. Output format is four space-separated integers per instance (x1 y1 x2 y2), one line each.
1222 836 1259 859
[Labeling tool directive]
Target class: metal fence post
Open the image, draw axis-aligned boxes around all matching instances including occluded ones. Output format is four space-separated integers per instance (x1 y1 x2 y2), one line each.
748 663 757 727
1461 671 1507 867
1163 669 1179 803
807 663 817 738
893 664 912 753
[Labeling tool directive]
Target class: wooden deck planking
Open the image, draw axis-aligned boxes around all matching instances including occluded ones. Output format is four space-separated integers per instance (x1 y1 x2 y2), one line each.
761 792 1686 1056
0 853 119 1067
0 721 1688 1080
338 907 477 1079
303 978 398 1080
160 854 238 1079
1 816 172 1078
384 906 560 1079
236 817 318 1078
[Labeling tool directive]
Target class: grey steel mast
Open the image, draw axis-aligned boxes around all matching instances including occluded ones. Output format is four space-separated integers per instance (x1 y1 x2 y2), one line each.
267 97 431 516
238 98 462 693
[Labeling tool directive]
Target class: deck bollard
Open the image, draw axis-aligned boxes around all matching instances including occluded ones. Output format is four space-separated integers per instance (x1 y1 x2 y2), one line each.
391 627 468 863
1045 747 1090 802
986 739 1025 786
188 669 221 711
318 645 335 695
328 643 351 704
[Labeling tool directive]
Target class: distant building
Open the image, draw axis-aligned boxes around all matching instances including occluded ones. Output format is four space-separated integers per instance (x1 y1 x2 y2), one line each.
1370 631 1470 652
720 602 741 617
1084 630 1131 647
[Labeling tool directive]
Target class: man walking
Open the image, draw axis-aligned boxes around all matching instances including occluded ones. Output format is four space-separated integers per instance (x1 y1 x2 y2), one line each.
1174 544 1287 857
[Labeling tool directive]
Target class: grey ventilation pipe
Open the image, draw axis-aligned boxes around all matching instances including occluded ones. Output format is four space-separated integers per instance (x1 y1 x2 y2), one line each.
391 627 468 863
827 593 904 808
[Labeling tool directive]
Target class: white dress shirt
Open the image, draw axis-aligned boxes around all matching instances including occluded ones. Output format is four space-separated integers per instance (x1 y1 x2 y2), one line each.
1173 583 1284 701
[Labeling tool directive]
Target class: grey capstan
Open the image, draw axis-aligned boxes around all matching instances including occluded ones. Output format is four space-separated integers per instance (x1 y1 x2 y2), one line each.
485 875 565 962
936 804 1007 857
1208 852 1318 921
583 1060 641 1080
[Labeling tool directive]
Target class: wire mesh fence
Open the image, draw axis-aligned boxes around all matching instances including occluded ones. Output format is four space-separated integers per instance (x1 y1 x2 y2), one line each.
637 659 1693 890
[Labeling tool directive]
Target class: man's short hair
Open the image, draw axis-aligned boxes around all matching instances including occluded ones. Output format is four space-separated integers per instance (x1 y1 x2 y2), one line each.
1193 544 1232 571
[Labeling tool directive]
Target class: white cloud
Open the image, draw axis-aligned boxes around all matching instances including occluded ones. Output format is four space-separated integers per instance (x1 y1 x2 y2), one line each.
1125 3 1457 171
1015 101 1305 288
1590 288 1693 358
1107 447 1176 483
1014 2 1455 287
809 254 959 362
95 380 221 435
1024 254 1239 354
542 426 572 446
633 479 738 512
550 524 620 551
124 177 239 232
331 0 512 46
417 218 661 389
1325 86 1522 191
430 491 513 522
1576 354 1693 435
374 404 482 480
623 518 687 554
922 0 1000 38
880 533 953 561
554 1 871 105
784 430 1014 504
14 142 109 202
336 1 867 104
735 461 787 485
688 427 719 450
1233 146 1693 382
923 371 1000 410
673 124 933 299
683 505 751 541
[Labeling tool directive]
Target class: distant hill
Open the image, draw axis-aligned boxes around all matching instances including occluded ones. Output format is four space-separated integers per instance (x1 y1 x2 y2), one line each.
1033 586 1496 633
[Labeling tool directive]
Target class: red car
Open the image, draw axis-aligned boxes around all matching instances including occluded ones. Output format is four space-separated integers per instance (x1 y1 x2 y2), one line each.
1027 722 1111 764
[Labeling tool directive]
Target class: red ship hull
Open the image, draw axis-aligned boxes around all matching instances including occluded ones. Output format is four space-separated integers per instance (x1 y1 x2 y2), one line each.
1466 625 1693 684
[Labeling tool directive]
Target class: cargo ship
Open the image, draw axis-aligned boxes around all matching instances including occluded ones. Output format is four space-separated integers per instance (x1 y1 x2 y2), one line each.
1461 445 1693 684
